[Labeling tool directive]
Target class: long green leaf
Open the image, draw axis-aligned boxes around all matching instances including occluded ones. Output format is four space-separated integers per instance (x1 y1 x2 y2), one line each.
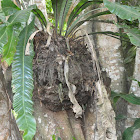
8 5 37 25
2 24 19 65
66 8 108 36
103 0 140 22
51 0 63 33
1 0 20 16
59 0 73 34
75 31 128 42
12 20 36 140
32 8 47 27
111 91 140 105
0 24 8 53
122 118 140 140
117 24 140 47
67 0 103 29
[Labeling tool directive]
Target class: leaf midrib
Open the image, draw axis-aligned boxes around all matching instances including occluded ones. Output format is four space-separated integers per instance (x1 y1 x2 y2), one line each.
22 25 29 130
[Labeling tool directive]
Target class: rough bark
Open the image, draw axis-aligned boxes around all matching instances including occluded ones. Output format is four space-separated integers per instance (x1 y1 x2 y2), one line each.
0 66 22 140
34 100 85 140
77 15 117 139
92 1 128 139
0 66 10 140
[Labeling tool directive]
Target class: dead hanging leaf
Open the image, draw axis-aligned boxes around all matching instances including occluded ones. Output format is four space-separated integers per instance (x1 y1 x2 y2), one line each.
46 22 52 36
45 35 52 47
64 56 83 118
25 30 40 55
45 22 53 47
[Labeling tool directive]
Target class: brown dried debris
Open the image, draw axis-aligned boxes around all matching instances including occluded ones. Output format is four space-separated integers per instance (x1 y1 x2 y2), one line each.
33 31 97 112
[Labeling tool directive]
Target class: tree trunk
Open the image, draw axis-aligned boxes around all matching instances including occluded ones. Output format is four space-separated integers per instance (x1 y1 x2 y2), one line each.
92 1 128 139
0 66 22 140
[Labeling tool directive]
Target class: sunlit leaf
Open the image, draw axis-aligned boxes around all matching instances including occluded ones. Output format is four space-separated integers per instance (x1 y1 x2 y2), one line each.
52 135 56 140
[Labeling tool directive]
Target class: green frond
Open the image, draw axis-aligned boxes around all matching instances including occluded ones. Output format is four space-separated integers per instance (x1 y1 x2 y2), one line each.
32 8 47 27
66 8 107 36
67 0 103 29
117 24 140 47
103 0 140 22
12 20 36 140
1 0 20 16
1 24 19 65
0 11 7 23
51 0 63 33
59 0 73 34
